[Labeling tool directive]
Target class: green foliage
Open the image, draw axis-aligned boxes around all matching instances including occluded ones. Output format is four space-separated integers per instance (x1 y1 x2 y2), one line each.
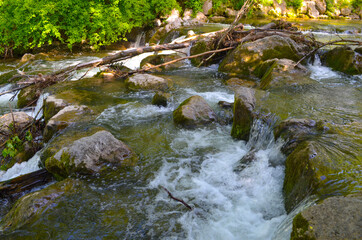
286 0 304 10
0 0 178 56
184 0 203 13
258 0 274 7
1 131 33 159
351 0 362 8
2 135 22 158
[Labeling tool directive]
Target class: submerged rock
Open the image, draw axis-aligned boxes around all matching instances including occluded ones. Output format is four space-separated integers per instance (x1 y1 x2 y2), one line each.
152 91 171 107
291 195 362 239
0 178 85 232
283 121 362 213
125 74 171 91
274 118 321 155
322 46 362 75
231 87 256 141
173 95 217 128
219 35 306 77
45 131 138 179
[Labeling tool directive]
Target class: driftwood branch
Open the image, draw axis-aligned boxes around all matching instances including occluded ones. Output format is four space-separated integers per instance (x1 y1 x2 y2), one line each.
161 186 192 210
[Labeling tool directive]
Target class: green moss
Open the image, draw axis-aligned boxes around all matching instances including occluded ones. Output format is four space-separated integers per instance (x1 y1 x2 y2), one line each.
173 97 193 126
17 85 40 109
323 47 361 75
291 213 316 240
230 96 254 141
190 40 218 67
259 61 278 90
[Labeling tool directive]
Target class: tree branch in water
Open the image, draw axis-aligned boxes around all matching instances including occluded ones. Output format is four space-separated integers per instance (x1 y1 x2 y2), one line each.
160 186 192 210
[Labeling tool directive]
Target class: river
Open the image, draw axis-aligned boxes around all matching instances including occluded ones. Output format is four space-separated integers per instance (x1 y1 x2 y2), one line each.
0 20 361 239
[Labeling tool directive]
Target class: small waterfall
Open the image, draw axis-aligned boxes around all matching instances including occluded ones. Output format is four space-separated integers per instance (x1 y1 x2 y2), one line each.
308 54 339 81
133 31 145 48
0 151 41 182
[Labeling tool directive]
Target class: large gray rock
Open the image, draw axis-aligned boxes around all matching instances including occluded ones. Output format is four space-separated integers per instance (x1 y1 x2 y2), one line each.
45 131 138 178
173 95 217 128
291 195 362 239
306 1 320 18
231 87 256 141
203 0 213 15
125 74 171 91
341 7 352 16
219 35 305 76
0 178 85 232
313 0 326 14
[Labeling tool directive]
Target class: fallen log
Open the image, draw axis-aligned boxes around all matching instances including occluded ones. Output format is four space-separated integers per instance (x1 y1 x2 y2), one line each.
0 168 54 198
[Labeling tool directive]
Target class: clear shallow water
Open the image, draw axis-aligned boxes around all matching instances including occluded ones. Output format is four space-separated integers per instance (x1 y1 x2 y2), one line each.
0 21 361 239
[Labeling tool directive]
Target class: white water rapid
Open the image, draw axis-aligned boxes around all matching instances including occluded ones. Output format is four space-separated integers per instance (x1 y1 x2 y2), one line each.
150 120 287 240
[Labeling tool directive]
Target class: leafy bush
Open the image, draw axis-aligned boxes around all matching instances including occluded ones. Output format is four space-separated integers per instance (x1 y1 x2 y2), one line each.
0 0 178 56
286 0 304 10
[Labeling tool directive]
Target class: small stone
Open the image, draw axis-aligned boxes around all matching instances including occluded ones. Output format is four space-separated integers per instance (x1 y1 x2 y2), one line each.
152 92 171 107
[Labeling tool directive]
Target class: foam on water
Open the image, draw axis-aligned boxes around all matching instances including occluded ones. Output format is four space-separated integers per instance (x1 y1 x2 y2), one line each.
185 89 234 105
308 55 340 81
97 102 173 126
0 151 41 182
150 123 287 240
0 84 17 103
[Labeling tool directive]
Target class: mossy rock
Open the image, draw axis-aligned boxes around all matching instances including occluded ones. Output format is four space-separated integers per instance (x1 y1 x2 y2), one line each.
0 178 86 232
219 35 306 77
283 122 362 212
151 91 171 107
291 195 362 239
45 130 138 179
40 126 105 164
190 39 221 67
173 95 217 128
17 84 42 109
231 87 256 141
43 105 94 142
43 95 69 124
322 46 362 75
125 74 171 91
257 58 314 90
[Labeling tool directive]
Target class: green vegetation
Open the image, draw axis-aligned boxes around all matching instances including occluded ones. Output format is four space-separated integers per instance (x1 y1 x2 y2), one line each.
0 0 179 56
286 0 304 10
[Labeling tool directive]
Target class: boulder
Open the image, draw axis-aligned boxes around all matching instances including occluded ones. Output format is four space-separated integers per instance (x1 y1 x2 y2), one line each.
322 47 362 75
231 87 256 141
0 178 85 232
341 7 352 16
43 95 69 123
234 149 257 173
273 0 287 16
217 101 234 125
291 195 362 239
45 131 138 179
257 58 313 90
20 53 35 63
313 0 326 14
152 91 171 107
173 95 217 128
307 1 320 18
0 112 33 145
17 84 42 108
43 105 92 142
283 121 362 212
125 74 171 91
219 35 305 77
203 0 213 15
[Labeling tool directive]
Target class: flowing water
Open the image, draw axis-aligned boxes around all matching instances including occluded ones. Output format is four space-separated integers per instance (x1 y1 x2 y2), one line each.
0 20 361 239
